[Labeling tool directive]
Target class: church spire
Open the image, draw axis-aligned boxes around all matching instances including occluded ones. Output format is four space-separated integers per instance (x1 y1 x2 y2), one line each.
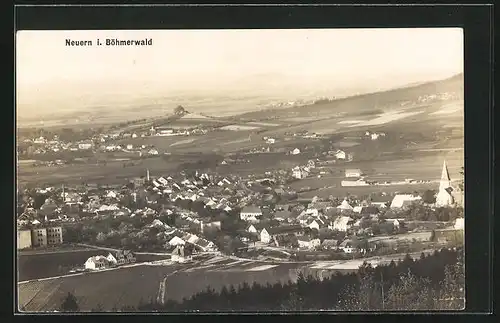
439 160 451 190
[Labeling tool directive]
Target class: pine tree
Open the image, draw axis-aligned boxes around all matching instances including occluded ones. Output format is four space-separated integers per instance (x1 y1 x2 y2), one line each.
60 292 79 312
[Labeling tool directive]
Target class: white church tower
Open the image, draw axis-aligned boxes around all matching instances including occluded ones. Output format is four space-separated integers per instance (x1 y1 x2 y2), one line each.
436 160 454 207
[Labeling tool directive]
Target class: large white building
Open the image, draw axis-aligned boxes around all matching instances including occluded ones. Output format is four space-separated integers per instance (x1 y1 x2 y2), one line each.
240 206 262 222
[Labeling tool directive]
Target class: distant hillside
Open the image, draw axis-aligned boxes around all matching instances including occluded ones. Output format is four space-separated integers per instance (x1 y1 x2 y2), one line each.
233 73 463 121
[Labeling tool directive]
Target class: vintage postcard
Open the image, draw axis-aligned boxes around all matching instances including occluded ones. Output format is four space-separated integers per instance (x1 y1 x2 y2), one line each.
16 28 464 312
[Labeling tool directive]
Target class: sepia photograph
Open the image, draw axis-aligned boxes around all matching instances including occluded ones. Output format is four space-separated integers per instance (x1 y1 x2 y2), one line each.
16 28 465 313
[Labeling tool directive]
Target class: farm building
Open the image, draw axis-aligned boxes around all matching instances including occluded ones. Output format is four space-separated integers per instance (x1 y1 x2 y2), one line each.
345 168 362 178
291 148 301 155
84 256 109 270
390 194 422 209
240 206 262 222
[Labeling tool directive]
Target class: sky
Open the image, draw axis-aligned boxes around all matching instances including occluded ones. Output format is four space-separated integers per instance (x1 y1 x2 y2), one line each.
16 28 464 118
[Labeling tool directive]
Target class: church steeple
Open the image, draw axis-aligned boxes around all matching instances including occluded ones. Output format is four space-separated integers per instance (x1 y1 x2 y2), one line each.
439 160 451 191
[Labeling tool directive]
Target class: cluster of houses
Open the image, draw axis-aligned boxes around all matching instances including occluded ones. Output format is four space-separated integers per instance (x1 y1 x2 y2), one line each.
17 155 463 259
20 136 96 155
84 250 136 270
239 197 401 253
417 92 460 103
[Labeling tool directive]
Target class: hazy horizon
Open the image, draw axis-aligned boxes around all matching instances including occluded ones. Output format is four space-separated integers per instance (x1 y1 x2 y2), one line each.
16 28 463 122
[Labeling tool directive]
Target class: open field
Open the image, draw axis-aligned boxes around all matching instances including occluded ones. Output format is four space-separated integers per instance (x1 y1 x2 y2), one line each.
18 264 182 312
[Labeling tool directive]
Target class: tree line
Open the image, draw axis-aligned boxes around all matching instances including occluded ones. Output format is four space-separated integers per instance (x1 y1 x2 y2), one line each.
59 247 464 312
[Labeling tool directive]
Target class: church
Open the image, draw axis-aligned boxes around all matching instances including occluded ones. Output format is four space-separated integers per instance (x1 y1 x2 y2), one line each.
435 160 455 207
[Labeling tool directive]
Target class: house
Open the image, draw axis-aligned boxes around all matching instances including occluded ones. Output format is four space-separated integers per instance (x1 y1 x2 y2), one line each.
106 190 118 199
345 169 362 178
307 217 327 231
299 208 319 218
247 224 258 234
297 236 321 249
336 199 354 213
78 142 93 150
338 240 357 254
321 239 339 250
240 205 262 222
292 166 309 179
17 230 32 250
390 194 422 208
107 250 136 266
291 148 301 155
148 149 159 155
334 150 346 160
260 225 303 244
169 236 186 247
200 220 222 232
454 218 465 230
273 210 295 223
330 216 354 232
85 256 109 270
359 206 380 216
266 138 276 144
195 239 217 252
171 245 192 263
